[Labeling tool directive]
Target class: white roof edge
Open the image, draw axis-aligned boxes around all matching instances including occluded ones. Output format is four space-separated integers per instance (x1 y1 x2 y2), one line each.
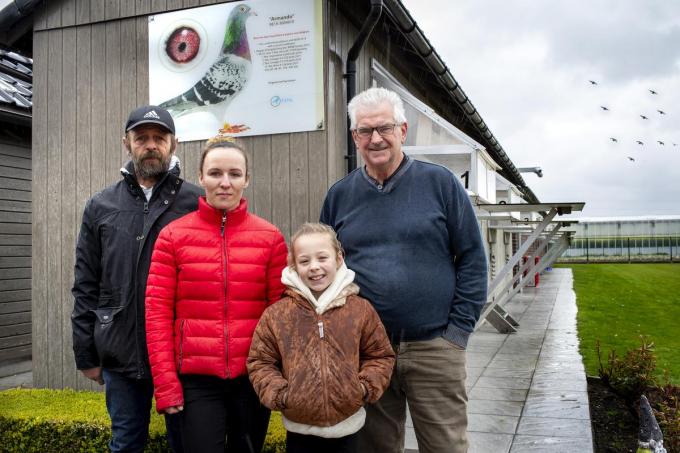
567 215 680 222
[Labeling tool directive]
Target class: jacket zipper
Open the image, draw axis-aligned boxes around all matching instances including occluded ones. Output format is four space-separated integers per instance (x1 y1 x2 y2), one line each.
137 197 150 379
178 319 186 372
221 210 230 378
317 314 330 422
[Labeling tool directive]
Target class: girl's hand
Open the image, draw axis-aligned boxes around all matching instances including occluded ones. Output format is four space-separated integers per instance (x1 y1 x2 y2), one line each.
164 405 184 414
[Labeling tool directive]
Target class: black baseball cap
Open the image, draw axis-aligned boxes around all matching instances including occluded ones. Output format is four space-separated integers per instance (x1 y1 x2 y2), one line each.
125 105 175 135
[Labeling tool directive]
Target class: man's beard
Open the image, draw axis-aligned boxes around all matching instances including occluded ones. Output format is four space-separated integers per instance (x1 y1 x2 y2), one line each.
130 144 174 181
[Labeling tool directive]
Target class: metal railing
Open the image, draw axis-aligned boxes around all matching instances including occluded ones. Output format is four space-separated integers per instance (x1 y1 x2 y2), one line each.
558 235 680 263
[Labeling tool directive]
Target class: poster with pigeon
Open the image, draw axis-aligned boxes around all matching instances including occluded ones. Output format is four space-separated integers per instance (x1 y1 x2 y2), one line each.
148 0 324 142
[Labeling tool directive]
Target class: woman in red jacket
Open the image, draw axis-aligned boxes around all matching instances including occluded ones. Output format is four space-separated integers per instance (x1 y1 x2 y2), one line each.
145 136 288 453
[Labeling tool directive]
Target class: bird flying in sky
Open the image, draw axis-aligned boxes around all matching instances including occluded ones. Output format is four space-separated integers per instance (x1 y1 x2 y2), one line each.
640 115 648 120
636 140 644 145
657 141 665 146
600 106 609 111
649 89 658 95
160 4 256 118
657 110 666 115
610 137 618 142
589 80 598 85
627 156 635 161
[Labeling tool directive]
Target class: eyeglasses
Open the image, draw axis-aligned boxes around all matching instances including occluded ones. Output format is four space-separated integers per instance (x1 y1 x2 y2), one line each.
353 123 401 139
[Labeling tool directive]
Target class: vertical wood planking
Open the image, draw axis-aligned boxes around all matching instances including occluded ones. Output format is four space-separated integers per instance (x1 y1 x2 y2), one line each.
136 16 149 104
166 0 184 11
183 0 200 7
150 0 167 14
182 141 201 186
90 0 106 23
252 136 272 222
106 21 122 184
31 31 49 388
76 0 90 25
135 0 150 15
289 133 309 233
61 0 77 27
308 130 327 219
46 0 62 29
240 137 254 209
105 0 121 21
271 135 290 239
325 1 339 187
33 3 47 31
120 18 138 167
74 25 92 389
121 0 136 17
46 29 64 389
90 23 107 193
61 27 78 389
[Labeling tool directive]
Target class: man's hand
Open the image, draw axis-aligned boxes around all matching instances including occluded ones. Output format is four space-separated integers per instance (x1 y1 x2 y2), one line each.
164 405 184 414
81 367 104 385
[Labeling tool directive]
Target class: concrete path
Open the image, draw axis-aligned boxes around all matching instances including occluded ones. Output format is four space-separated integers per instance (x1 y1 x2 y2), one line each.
405 268 594 452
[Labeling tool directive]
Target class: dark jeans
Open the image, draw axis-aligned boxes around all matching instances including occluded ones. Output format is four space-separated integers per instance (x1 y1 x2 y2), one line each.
286 431 358 453
179 374 271 453
103 369 183 453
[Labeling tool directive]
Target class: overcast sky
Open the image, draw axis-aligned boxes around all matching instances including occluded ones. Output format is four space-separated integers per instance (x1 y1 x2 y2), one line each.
400 0 680 217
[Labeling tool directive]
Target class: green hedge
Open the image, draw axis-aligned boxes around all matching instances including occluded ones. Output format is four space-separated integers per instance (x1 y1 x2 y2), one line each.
0 388 286 453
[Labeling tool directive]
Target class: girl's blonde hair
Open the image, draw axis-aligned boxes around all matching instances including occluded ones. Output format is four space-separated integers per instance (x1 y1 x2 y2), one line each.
288 223 344 268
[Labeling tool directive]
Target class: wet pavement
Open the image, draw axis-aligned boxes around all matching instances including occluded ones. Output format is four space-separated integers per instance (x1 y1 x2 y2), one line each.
405 267 594 452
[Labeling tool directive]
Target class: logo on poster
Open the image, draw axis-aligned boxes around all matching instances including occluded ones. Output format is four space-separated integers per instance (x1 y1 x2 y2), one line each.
270 95 293 107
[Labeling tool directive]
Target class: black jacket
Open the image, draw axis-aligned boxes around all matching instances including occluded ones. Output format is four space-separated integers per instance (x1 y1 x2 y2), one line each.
72 160 203 379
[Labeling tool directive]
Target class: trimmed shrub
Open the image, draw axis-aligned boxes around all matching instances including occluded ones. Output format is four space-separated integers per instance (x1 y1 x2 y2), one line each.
0 388 286 453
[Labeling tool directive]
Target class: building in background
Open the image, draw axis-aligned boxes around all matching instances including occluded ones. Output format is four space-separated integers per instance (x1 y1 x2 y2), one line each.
0 30 33 364
560 216 680 262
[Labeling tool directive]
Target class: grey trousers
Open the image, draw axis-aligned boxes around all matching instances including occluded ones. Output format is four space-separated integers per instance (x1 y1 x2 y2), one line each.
358 336 468 453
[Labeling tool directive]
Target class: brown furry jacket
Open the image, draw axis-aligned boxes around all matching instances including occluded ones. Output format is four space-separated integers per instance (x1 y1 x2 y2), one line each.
247 284 395 427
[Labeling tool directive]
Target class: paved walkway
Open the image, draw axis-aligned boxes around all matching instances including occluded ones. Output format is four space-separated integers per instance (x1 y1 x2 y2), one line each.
405 268 594 452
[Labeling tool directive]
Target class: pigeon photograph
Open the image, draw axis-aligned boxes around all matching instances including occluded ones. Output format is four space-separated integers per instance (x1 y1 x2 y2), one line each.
148 0 324 142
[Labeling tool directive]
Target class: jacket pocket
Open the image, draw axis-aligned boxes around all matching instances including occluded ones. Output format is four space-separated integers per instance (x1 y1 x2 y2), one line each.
177 319 186 372
93 306 124 325
92 305 130 368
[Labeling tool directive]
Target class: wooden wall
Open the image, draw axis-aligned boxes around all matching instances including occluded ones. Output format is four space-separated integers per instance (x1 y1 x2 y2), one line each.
32 0 430 389
0 140 32 364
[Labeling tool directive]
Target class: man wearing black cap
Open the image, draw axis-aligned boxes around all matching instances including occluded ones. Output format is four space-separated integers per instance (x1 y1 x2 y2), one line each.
72 105 202 452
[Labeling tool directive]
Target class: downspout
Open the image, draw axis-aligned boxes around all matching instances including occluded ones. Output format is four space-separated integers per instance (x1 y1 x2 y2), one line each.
345 0 383 174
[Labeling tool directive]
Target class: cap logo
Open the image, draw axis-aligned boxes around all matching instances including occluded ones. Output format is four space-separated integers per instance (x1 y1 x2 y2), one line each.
144 110 161 119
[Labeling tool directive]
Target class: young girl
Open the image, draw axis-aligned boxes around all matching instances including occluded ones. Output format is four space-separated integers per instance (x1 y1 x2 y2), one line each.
247 223 395 453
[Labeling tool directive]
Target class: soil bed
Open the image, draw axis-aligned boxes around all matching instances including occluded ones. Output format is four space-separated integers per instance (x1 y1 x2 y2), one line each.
588 376 638 453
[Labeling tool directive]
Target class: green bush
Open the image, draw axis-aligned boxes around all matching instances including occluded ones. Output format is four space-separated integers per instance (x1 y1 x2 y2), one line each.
596 336 658 402
0 388 286 453
596 337 679 450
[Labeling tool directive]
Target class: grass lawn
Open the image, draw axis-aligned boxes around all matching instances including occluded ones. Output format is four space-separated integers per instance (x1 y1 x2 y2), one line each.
557 263 680 384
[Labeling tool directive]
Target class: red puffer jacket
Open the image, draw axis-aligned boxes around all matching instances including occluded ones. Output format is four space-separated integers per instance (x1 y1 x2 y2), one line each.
145 196 287 412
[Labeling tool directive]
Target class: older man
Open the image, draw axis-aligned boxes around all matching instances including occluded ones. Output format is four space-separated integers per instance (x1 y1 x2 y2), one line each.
320 87 488 453
71 105 202 452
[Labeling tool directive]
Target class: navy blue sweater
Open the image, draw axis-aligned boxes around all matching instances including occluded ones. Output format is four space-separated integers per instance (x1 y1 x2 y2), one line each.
320 157 488 347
